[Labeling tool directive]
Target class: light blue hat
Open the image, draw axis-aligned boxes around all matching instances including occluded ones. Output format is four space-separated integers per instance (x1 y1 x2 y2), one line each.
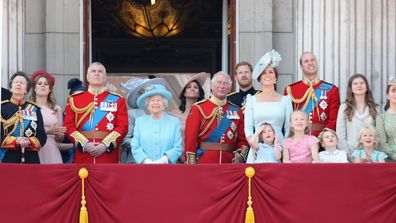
252 49 282 81
136 84 173 110
120 77 166 109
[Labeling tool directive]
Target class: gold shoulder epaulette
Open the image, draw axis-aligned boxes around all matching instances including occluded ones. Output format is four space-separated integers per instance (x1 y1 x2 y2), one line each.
194 98 207 106
227 91 237 97
1 100 10 104
26 100 41 108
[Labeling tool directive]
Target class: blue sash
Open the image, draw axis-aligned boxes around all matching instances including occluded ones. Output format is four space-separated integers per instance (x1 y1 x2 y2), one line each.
205 104 239 142
81 94 120 131
13 106 38 137
304 82 333 115
197 104 239 158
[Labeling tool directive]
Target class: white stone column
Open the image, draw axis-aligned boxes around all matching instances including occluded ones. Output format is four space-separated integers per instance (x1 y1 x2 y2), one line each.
296 0 396 105
1 0 24 87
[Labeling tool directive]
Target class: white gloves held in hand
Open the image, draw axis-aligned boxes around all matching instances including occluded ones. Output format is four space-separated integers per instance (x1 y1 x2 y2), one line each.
142 156 169 164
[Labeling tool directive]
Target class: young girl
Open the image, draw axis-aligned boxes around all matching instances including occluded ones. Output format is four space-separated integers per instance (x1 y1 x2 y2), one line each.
246 122 281 163
318 128 348 163
336 74 378 160
352 126 387 163
282 110 319 163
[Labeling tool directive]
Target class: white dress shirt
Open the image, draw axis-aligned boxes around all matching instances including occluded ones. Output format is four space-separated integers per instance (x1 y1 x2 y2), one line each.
319 149 348 163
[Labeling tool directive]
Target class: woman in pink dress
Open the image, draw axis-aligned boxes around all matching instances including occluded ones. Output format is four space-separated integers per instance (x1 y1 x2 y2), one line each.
30 71 66 164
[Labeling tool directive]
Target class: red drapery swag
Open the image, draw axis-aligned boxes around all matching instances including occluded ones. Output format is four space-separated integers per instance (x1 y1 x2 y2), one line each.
0 163 395 223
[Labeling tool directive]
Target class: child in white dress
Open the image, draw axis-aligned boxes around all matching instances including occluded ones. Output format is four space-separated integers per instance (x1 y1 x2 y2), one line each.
318 128 348 163
246 122 281 163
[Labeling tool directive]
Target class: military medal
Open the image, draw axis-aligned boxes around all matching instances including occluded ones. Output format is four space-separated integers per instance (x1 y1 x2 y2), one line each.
320 112 327 121
106 123 114 131
106 112 114 122
25 128 33 137
30 120 37 130
22 110 37 121
227 130 234 140
319 100 328 110
230 122 237 131
100 101 117 112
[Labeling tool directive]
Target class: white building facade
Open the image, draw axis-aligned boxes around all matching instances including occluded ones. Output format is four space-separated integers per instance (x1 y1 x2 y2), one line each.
2 0 396 108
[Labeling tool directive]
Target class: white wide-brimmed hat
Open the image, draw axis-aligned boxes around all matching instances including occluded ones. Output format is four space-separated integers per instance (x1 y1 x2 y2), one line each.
120 77 166 109
252 49 282 81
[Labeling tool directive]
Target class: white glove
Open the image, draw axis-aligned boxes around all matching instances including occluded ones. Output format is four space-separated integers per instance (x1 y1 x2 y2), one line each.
142 158 154 164
158 155 169 164
152 156 169 164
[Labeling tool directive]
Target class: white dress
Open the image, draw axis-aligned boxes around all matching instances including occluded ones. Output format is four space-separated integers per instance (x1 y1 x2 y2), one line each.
244 94 293 162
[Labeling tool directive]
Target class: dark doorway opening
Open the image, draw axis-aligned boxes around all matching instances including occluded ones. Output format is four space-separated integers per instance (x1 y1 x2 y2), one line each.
91 0 223 74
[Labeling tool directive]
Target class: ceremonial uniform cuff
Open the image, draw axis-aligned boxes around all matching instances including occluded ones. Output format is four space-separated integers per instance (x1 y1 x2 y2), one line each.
70 131 89 150
28 137 41 151
1 136 17 149
185 152 197 164
102 131 121 151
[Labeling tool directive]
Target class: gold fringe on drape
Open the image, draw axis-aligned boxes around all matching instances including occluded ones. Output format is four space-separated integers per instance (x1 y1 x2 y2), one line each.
245 167 255 223
78 168 89 223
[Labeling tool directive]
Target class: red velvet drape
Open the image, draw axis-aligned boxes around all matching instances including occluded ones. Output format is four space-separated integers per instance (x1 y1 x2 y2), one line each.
0 164 395 223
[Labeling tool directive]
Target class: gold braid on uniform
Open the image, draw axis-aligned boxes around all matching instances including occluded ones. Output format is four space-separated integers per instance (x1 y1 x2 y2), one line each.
0 111 24 137
196 105 218 137
286 77 320 118
69 97 95 128
196 97 227 137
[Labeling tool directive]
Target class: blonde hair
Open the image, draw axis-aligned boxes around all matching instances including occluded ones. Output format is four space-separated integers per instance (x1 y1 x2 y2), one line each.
287 110 310 137
357 126 377 149
257 122 275 143
318 128 338 143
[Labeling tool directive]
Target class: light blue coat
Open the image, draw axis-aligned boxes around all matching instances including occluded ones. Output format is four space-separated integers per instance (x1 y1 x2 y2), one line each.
131 113 182 164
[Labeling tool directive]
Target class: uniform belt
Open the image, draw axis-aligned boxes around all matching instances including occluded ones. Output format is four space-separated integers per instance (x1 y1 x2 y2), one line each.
81 131 109 139
310 123 325 132
199 142 235 152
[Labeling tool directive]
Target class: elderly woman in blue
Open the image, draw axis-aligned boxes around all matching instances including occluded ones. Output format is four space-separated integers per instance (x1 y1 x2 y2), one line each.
131 84 182 164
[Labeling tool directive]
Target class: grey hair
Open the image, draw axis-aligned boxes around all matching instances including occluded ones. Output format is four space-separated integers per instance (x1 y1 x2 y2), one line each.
211 71 232 86
145 94 169 111
87 62 107 75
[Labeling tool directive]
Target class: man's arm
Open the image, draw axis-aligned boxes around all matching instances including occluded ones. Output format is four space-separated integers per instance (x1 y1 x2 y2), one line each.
184 105 202 164
326 86 340 131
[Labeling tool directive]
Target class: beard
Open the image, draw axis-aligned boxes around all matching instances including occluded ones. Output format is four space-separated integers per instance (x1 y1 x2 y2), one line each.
238 79 253 89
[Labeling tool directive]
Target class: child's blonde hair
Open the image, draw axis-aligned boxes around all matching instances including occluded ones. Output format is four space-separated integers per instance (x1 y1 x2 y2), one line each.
257 122 276 143
357 126 377 149
287 110 310 137
318 128 338 143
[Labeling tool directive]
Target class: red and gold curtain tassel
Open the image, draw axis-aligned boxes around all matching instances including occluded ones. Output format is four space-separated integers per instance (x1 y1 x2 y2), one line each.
79 168 89 223
245 167 255 223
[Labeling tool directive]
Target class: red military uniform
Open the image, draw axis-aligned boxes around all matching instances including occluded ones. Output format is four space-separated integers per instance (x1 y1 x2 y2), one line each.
64 87 128 163
184 97 249 164
284 77 340 136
